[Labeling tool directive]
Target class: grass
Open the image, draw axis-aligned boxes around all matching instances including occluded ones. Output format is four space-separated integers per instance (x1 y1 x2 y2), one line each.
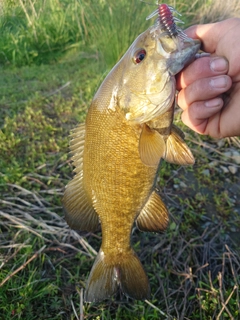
0 0 240 319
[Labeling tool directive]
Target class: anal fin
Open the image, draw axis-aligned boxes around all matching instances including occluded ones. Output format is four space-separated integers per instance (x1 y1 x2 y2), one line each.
136 191 169 232
164 125 195 165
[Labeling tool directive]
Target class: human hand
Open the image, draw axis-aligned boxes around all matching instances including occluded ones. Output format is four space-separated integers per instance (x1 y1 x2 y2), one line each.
176 18 240 138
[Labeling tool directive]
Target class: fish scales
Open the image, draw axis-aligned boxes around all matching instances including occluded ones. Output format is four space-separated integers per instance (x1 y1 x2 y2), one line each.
81 106 156 300
63 6 200 302
84 106 157 244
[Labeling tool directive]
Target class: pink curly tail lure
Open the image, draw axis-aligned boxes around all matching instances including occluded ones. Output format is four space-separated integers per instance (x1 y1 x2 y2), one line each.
146 3 189 40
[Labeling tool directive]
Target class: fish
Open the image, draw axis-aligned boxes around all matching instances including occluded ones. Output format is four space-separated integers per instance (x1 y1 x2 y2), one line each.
62 5 200 302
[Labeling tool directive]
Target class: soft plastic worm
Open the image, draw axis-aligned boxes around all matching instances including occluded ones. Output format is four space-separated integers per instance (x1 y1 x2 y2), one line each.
146 3 189 40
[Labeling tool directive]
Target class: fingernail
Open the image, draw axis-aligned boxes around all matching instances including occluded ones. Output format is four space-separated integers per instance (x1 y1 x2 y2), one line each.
210 58 228 72
210 76 227 88
204 98 222 108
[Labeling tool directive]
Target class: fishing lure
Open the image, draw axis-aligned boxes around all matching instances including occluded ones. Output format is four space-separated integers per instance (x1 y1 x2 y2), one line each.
146 3 188 40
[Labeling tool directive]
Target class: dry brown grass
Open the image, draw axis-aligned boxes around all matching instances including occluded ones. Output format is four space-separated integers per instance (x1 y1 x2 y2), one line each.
0 164 239 319
195 0 240 23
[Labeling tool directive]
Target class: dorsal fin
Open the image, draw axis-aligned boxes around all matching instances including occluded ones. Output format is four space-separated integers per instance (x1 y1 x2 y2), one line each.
136 190 169 232
139 124 165 167
163 125 195 165
63 123 99 232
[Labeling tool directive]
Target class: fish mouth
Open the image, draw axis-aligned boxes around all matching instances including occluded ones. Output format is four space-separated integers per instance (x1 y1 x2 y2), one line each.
167 39 201 75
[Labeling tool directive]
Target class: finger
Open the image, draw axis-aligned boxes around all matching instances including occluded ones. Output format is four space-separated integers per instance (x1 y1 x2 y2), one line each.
176 56 229 89
181 98 224 136
184 23 219 53
219 84 240 137
177 75 232 110
184 18 240 54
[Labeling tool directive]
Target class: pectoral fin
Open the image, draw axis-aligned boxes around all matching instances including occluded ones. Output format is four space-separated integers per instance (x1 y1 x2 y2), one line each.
164 125 195 165
136 191 169 232
139 124 165 167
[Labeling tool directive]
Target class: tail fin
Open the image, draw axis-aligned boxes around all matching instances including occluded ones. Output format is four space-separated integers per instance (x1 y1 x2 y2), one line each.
85 248 150 302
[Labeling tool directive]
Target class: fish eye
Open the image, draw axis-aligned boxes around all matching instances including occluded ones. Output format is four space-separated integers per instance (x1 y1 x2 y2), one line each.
133 49 146 64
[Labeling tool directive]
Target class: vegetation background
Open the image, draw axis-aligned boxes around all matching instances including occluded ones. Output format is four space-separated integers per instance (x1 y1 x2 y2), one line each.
0 0 240 319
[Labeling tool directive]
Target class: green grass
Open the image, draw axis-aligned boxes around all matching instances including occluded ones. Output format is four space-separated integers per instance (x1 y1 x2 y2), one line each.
0 54 102 185
0 0 240 319
0 0 151 67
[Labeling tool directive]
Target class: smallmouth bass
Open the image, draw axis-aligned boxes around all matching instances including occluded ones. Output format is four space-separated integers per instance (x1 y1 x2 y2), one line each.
63 7 200 302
